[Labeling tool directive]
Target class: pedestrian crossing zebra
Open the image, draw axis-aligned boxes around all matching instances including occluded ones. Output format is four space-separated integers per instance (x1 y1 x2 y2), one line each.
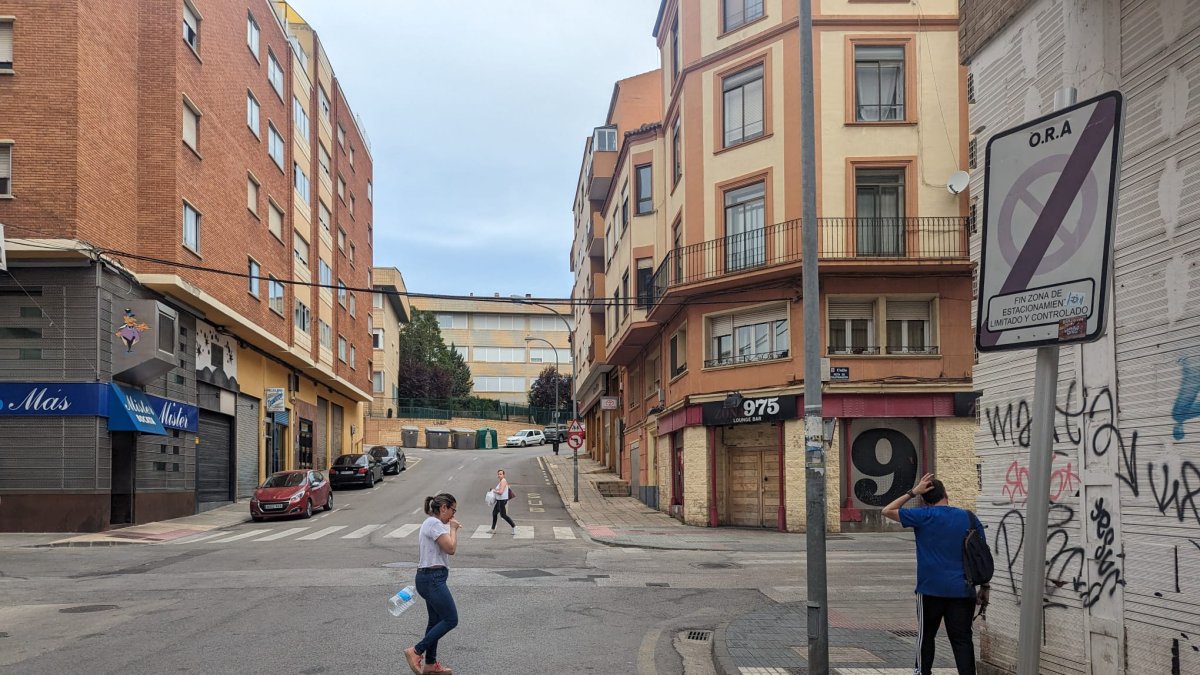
168 522 581 545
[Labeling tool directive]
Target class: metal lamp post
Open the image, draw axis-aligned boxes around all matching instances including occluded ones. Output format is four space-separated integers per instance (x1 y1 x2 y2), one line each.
524 336 561 425
511 296 578 503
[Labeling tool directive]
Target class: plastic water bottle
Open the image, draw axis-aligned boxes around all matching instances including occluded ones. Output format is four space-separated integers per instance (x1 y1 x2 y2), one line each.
388 585 417 617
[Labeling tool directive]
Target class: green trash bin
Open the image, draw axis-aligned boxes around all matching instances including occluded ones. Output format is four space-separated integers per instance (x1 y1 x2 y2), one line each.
476 428 498 449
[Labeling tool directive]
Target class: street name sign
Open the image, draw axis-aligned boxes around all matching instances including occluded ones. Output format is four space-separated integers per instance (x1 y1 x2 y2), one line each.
976 91 1123 352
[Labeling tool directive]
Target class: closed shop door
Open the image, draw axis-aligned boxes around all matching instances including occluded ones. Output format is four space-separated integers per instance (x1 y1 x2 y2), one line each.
331 403 344 457
197 410 233 504
727 448 778 528
235 395 260 499
316 397 328 467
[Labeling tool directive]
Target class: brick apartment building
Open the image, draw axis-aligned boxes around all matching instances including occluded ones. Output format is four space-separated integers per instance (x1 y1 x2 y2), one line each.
0 0 374 531
570 0 977 530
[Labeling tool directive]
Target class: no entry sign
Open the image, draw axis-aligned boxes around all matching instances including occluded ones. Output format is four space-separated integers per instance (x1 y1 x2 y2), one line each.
976 91 1123 352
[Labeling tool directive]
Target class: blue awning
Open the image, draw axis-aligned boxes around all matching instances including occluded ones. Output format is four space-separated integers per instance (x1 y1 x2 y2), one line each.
108 383 167 435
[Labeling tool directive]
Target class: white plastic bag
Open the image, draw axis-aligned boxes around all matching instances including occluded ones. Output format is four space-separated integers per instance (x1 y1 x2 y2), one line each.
485 490 496 507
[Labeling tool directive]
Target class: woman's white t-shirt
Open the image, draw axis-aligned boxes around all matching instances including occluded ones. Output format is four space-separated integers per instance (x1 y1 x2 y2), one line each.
418 515 451 569
495 481 511 501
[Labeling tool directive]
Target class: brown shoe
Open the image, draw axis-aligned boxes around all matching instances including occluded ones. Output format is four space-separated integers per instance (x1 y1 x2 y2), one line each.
403 647 423 675
422 662 452 674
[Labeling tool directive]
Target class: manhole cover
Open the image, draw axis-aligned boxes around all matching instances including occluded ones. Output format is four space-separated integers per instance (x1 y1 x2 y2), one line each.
496 569 554 579
685 630 712 642
692 562 741 569
381 562 418 568
59 605 119 614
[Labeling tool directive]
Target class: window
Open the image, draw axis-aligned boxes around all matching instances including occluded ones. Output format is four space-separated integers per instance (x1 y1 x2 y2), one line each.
854 45 905 122
372 371 385 393
724 182 766 271
0 143 9 196
474 376 527 393
247 174 259 215
318 143 331 181
293 96 309 140
268 200 283 238
528 316 569 331
294 298 311 332
349 242 356 266
672 117 682 185
635 164 653 214
723 64 764 147
367 180 373 203
474 314 523 330
436 313 467 329
267 50 284 97
289 37 307 72
349 345 356 369
248 259 260 298
0 20 13 69
337 175 346 201
670 17 680 82
371 328 384 349
349 145 355 168
593 126 617 152
246 12 259 56
969 137 978 170
337 124 346 147
646 352 661 396
724 0 764 31
886 299 933 354
318 87 331 122
670 328 687 377
621 271 630 320
528 347 560 364
319 259 332 286
349 292 356 317
672 220 683 283
338 280 347 306
707 304 789 367
182 99 200 151
293 232 309 266
635 258 654 308
349 194 356 217
337 228 346 251
319 319 332 348
293 162 309 204
246 91 260 135
158 311 176 354
372 292 384 309
854 168 905 256
337 335 347 361
827 299 876 355
454 345 468 360
318 200 331 232
183 201 200 252
267 123 284 167
473 346 525 363
268 276 284 314
620 184 629 229
182 1 200 51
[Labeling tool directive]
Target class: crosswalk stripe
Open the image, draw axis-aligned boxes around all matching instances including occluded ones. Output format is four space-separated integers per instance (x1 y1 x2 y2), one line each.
386 524 421 538
297 526 347 540
208 530 262 544
513 526 534 539
343 524 383 539
254 527 308 542
471 525 493 539
553 527 575 539
168 532 225 545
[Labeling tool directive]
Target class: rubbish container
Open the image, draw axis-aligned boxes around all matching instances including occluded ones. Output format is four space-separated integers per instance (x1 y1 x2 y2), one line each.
450 428 477 450
476 428 497 449
401 425 419 447
425 426 451 449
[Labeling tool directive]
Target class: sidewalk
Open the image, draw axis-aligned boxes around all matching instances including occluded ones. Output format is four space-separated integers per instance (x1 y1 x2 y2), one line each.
542 451 965 675
30 503 250 547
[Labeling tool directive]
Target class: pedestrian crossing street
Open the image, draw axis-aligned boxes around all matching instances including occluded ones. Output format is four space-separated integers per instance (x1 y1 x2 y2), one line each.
168 522 580 546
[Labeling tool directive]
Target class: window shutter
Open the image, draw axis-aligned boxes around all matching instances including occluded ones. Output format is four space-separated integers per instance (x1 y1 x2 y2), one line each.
733 304 787 328
0 22 13 65
827 300 874 319
183 105 198 147
183 5 198 38
0 145 11 181
886 300 929 321
709 314 733 337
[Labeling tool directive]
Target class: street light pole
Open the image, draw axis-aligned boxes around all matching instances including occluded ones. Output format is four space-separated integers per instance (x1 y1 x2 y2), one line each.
524 336 561 426
511 296 578 503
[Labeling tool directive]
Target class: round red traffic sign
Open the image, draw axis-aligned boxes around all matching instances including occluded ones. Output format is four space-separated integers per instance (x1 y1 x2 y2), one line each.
566 431 584 449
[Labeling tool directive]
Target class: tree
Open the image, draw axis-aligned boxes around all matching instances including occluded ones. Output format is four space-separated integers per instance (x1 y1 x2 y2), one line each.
528 366 571 419
395 309 473 402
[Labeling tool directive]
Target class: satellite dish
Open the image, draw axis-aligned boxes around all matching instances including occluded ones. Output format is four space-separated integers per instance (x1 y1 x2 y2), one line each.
946 171 970 195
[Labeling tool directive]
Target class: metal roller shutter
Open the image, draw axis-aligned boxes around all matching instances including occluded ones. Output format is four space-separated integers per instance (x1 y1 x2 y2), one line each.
236 395 260 498
827 299 874 319
316 397 328 467
732 304 787 327
885 300 930 321
331 403 344 458
197 410 233 505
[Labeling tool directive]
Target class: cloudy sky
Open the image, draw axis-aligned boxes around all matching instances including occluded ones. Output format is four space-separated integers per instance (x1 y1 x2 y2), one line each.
287 0 662 298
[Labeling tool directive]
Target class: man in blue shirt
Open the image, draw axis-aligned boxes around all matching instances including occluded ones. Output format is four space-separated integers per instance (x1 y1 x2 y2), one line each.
883 472 989 675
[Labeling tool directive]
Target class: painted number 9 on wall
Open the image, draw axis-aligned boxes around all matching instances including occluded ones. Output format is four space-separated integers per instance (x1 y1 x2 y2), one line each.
743 397 780 417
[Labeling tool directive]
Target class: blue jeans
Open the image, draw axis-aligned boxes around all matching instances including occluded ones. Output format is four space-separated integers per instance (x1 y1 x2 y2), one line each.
414 567 458 664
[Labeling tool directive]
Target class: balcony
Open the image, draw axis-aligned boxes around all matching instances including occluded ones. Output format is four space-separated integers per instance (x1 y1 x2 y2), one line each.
649 217 968 316
704 349 790 369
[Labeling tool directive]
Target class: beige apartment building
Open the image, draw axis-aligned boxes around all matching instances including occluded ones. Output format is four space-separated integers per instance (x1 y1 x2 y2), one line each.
412 297 573 406
369 267 410 417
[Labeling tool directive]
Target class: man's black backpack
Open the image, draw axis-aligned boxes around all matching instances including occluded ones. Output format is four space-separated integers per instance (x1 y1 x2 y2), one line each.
962 510 994 588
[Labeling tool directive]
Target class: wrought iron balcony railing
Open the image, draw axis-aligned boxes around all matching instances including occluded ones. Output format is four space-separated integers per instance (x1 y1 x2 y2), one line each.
827 346 881 356
704 349 790 368
885 345 940 355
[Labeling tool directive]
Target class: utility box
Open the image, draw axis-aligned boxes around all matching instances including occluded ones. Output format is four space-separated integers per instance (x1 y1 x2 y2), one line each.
425 426 451 449
476 428 498 449
401 426 419 447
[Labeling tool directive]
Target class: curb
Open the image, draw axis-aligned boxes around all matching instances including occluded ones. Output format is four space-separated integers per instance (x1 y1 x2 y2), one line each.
32 539 146 548
711 621 736 675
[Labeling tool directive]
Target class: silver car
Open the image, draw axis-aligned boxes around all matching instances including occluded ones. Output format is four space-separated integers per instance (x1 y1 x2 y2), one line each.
505 429 545 447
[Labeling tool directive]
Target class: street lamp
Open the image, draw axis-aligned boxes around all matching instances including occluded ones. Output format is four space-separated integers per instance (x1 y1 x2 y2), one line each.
511 296 578 503
524 336 560 425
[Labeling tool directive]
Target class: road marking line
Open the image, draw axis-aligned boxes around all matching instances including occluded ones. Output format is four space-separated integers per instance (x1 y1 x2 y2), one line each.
553 527 575 539
386 524 420 538
529 507 544 512
513 526 534 539
412 508 423 515
471 525 493 539
167 532 225 545
254 527 308 542
208 530 262 544
297 525 347 540
343 524 383 539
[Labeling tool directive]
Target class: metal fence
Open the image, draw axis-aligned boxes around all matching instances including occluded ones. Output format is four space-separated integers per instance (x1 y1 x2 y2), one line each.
370 398 562 424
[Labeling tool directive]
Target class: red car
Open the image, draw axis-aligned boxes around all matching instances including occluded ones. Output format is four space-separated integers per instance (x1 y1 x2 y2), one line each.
250 470 333 521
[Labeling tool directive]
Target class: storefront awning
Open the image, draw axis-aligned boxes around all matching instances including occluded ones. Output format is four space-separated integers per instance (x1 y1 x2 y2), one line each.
108 383 167 435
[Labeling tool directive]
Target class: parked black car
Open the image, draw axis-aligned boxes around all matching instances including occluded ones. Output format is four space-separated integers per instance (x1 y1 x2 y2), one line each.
329 453 383 489
368 445 407 475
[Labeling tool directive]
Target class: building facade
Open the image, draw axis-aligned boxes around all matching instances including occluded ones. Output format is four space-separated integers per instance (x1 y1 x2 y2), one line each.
569 0 975 529
369 267 410 417
412 296 573 406
0 0 373 531
961 0 1200 673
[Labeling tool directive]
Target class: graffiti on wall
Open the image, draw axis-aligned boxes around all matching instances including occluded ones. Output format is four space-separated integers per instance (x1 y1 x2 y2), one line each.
1173 354 1200 440
1000 458 1080 505
196 320 239 391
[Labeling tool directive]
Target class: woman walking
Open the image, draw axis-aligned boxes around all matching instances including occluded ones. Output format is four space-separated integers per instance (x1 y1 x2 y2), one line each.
490 469 516 534
404 493 461 675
